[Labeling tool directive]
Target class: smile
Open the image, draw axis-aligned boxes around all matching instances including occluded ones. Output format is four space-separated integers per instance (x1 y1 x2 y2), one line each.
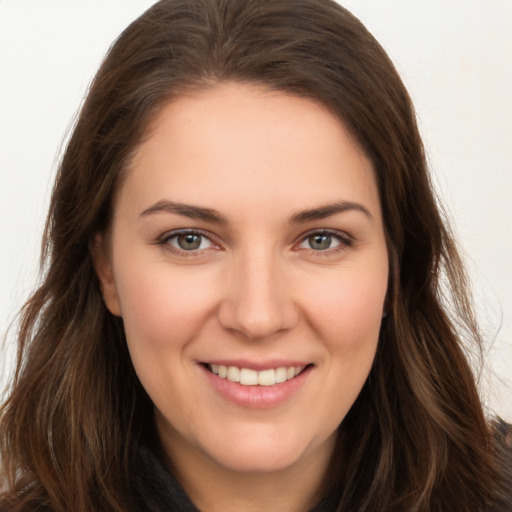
207 364 306 386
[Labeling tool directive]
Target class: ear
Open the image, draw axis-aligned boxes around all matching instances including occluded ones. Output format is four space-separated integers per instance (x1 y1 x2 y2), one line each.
90 233 122 317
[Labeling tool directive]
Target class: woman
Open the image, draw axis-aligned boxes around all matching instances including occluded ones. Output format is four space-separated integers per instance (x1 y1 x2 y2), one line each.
1 0 510 510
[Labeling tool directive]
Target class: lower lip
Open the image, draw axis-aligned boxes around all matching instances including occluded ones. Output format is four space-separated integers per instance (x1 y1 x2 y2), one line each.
200 365 312 409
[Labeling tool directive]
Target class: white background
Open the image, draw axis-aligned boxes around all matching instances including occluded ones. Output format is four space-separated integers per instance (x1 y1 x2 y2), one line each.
1 0 511 420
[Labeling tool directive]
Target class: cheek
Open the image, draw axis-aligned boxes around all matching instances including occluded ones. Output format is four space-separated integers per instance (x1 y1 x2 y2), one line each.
113 263 220 417
304 265 388 349
302 266 387 424
113 261 218 351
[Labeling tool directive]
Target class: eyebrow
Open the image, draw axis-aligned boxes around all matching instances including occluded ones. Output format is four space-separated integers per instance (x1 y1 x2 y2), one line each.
139 200 228 224
139 199 373 224
289 201 373 223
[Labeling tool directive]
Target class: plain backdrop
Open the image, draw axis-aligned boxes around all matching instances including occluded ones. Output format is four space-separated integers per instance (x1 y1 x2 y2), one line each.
1 0 511 420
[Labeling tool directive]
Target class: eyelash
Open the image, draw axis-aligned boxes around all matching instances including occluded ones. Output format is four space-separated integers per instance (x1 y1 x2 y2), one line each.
157 228 353 257
297 229 353 256
158 229 218 257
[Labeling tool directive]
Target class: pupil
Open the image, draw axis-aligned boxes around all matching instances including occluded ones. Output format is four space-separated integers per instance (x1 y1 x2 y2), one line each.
178 233 201 250
309 234 331 250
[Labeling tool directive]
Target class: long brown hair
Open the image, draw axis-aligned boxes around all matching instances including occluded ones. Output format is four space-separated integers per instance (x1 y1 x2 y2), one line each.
1 1 510 510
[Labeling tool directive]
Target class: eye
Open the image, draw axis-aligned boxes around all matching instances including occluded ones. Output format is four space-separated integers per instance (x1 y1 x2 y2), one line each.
303 233 339 251
160 230 215 253
296 230 352 253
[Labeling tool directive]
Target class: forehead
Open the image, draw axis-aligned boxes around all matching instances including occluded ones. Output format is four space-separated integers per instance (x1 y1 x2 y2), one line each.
119 82 381 221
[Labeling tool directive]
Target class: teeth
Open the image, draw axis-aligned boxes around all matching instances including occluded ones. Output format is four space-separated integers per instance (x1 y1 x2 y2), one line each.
209 364 305 386
275 367 287 383
227 366 240 382
258 369 275 386
240 368 258 385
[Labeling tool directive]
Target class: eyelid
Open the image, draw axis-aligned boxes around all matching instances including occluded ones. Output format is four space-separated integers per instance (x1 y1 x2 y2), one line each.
158 228 222 256
155 227 353 257
294 228 353 253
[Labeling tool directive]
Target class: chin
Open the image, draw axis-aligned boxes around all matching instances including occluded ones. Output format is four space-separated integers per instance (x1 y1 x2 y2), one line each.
210 448 304 474
197 425 333 475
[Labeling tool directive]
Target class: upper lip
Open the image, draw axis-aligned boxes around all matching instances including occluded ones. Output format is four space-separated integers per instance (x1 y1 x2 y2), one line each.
199 359 312 371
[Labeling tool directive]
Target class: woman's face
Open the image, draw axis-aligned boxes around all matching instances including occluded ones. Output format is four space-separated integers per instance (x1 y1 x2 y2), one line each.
96 83 389 476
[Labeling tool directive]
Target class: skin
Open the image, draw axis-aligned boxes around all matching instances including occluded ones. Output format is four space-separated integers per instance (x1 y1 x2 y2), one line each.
94 82 389 512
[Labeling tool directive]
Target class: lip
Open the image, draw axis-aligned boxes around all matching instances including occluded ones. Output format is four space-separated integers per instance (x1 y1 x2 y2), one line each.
198 361 313 409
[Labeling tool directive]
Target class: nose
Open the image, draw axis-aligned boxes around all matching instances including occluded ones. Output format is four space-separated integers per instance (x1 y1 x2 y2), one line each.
217 250 299 341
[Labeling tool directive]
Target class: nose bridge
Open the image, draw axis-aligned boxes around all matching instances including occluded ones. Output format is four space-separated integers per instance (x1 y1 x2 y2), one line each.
218 243 297 340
